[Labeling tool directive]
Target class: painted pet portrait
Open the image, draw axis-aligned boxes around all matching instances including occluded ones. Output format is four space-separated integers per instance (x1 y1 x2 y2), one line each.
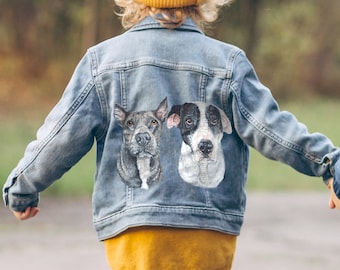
114 98 168 189
167 102 232 188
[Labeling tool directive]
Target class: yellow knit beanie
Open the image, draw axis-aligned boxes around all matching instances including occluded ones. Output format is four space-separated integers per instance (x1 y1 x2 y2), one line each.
135 0 205 8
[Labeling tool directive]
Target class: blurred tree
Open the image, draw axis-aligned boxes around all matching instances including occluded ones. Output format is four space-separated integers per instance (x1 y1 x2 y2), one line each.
0 0 82 76
81 0 122 52
301 1 340 97
215 1 262 60
82 0 100 51
0 0 121 76
253 0 340 99
0 0 339 103
0 0 45 76
236 0 262 59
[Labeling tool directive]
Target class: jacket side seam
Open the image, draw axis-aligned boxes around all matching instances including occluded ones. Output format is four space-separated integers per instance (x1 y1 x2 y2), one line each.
88 50 109 141
221 49 242 112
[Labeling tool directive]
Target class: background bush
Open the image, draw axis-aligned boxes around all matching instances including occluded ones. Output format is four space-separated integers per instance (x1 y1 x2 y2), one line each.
1 0 339 195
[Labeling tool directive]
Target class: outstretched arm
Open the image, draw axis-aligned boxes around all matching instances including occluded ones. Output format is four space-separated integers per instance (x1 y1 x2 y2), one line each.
3 53 103 214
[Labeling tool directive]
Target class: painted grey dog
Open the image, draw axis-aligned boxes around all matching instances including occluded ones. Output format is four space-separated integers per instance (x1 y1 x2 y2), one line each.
114 98 168 189
167 102 232 188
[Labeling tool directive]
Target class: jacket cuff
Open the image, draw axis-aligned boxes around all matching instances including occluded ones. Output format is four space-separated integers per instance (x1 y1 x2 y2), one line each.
333 159 340 200
7 193 39 212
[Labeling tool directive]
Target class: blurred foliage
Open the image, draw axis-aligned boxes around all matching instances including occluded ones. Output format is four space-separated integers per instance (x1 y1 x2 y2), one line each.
253 1 340 99
0 0 339 115
216 0 340 99
1 1 340 194
2 99 339 195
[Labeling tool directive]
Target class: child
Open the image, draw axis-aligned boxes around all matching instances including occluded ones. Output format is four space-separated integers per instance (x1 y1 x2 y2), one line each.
3 0 340 269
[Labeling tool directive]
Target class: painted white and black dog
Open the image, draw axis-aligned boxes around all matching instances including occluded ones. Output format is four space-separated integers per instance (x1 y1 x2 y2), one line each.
114 98 168 189
167 102 232 188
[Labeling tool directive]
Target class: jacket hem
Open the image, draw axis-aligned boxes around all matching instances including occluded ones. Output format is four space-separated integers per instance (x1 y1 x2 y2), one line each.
93 205 244 241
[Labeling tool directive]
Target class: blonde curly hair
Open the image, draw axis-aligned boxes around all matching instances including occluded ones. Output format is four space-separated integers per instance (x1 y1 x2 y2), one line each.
114 0 233 30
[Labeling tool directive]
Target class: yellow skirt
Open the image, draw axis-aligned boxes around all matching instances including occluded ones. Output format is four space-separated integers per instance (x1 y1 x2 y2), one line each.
104 226 237 270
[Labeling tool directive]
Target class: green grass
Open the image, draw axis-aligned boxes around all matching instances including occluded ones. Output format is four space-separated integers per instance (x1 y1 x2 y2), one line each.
1 98 339 196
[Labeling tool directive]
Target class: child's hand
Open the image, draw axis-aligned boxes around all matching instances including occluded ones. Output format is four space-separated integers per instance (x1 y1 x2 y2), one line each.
12 207 40 220
327 178 340 210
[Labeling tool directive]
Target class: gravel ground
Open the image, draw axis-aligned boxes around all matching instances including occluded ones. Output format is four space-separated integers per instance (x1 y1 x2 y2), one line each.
1 192 339 270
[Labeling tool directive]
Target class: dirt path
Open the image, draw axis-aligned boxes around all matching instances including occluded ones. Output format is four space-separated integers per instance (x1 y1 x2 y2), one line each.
1 192 339 270
233 192 340 270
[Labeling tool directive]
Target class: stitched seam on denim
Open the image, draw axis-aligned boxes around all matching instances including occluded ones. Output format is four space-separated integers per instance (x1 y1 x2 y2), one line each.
89 50 109 141
16 82 95 174
117 70 132 207
119 71 128 109
93 59 227 78
126 186 133 207
221 49 242 111
89 48 99 78
226 49 241 79
204 190 212 207
128 21 203 34
93 204 243 223
198 74 207 102
93 81 109 142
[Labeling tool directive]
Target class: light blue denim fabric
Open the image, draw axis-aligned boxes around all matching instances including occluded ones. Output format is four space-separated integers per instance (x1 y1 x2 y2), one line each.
3 17 340 240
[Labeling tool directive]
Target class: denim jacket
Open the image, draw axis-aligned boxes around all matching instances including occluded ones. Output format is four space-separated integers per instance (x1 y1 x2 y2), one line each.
3 17 340 240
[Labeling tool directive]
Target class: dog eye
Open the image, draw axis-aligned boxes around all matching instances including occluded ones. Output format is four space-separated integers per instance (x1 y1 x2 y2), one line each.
151 119 158 126
210 119 218 126
185 118 193 126
126 120 134 127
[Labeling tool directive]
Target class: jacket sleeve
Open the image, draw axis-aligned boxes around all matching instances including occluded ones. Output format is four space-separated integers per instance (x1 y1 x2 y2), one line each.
3 53 105 212
229 51 340 196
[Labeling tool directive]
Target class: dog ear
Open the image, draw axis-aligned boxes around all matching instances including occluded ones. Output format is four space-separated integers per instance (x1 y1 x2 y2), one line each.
114 104 127 125
167 105 181 128
219 109 232 134
155 97 168 122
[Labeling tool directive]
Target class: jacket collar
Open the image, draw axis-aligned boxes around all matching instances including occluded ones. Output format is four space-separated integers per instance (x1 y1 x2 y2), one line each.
128 16 204 34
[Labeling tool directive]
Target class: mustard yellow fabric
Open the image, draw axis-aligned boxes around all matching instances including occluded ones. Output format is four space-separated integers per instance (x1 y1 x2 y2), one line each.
104 226 237 270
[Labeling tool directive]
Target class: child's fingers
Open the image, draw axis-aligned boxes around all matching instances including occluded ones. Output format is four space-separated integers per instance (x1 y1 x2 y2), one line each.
13 208 29 220
13 207 39 220
329 197 336 209
326 178 340 210
30 207 40 218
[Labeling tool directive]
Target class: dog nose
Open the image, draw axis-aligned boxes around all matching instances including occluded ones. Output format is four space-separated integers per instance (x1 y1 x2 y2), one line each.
136 132 151 146
198 140 213 155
